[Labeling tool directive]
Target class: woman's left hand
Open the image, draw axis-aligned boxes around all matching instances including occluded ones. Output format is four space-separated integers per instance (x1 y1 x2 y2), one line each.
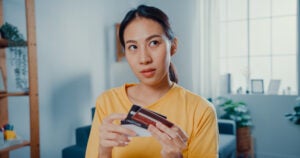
148 122 188 158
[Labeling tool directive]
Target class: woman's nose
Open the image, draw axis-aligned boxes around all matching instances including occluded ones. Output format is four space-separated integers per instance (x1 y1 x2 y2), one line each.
139 48 152 64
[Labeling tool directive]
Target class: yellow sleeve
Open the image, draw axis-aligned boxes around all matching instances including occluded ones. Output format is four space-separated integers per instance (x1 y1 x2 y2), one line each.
188 104 219 158
85 99 105 158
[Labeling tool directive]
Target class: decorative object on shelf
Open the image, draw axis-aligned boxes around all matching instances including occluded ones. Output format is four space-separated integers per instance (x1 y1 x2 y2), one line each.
1 123 16 141
220 73 231 95
267 79 281 95
236 86 243 94
0 68 5 93
0 22 26 46
251 79 264 94
285 97 300 125
0 123 24 150
215 97 253 152
0 22 28 91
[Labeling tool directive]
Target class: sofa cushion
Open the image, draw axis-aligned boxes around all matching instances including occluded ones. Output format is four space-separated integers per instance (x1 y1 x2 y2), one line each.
219 134 236 158
76 125 91 148
62 145 86 158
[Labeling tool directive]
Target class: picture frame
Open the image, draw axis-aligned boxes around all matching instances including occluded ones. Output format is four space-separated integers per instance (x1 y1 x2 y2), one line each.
115 23 125 62
251 79 264 94
267 79 281 95
0 68 6 93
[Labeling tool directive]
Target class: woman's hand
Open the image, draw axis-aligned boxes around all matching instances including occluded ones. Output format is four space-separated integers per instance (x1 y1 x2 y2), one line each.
99 113 136 157
148 122 188 158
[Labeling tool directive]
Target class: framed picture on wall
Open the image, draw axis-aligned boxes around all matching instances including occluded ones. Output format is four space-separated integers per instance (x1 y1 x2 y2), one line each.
0 68 6 93
251 79 264 94
267 79 281 95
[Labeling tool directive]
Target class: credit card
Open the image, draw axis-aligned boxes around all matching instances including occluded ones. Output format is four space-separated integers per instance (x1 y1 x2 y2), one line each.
132 108 174 128
121 105 173 135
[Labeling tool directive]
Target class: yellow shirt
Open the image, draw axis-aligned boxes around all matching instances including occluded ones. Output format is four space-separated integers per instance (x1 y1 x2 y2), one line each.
86 83 218 158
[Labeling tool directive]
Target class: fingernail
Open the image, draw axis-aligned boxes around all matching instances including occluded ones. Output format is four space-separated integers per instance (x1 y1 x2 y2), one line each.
148 125 153 131
131 132 137 136
156 122 162 127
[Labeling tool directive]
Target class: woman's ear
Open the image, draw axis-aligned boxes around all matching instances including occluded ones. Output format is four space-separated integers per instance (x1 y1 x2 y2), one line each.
171 38 178 56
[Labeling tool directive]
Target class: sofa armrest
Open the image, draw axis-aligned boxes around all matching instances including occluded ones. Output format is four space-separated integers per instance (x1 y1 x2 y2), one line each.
218 119 236 135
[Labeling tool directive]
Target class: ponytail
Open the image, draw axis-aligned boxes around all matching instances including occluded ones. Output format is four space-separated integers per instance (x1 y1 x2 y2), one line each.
169 62 178 83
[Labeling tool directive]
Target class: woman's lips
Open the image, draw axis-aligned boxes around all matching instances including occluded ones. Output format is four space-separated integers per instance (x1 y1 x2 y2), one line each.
140 68 156 78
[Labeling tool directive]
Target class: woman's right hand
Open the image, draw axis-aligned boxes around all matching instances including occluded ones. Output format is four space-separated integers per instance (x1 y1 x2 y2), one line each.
98 113 136 156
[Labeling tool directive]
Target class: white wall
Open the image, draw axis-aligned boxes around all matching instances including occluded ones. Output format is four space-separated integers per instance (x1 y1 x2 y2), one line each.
3 0 300 158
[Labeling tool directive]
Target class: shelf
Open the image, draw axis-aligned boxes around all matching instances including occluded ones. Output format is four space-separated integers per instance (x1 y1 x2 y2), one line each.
0 92 29 97
0 0 40 157
0 39 27 48
0 140 30 153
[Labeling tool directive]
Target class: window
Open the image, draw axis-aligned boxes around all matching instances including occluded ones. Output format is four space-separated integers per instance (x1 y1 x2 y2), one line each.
219 0 298 95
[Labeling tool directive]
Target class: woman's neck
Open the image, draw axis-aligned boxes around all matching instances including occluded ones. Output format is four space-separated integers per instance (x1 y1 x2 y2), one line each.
138 80 173 93
128 80 174 106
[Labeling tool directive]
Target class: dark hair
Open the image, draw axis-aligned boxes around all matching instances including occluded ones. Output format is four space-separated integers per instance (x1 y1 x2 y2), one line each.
119 4 178 83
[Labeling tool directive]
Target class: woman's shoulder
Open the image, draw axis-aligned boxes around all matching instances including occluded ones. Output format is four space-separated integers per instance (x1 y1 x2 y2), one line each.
174 84 214 109
174 84 204 99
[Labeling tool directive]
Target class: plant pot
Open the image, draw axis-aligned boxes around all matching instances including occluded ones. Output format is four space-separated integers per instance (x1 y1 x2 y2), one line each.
237 127 251 152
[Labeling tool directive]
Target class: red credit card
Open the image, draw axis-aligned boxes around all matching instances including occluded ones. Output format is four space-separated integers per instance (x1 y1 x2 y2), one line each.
132 107 174 128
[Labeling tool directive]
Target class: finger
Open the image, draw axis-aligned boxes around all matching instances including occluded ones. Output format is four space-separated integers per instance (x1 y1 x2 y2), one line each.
156 122 187 148
105 123 136 137
156 122 186 142
100 139 129 147
156 122 177 138
99 130 130 148
102 113 127 124
169 124 188 142
102 132 130 143
149 125 187 151
173 136 187 150
148 124 172 142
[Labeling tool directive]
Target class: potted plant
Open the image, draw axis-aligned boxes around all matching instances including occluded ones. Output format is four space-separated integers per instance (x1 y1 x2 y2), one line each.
0 22 28 91
215 97 253 152
285 97 300 125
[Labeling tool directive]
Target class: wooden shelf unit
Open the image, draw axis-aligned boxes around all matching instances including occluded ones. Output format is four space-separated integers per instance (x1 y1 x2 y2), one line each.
0 92 30 98
0 0 40 158
0 141 30 153
0 39 27 48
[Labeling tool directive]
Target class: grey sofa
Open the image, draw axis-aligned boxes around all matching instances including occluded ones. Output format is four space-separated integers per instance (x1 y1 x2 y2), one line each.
218 119 236 158
62 108 236 158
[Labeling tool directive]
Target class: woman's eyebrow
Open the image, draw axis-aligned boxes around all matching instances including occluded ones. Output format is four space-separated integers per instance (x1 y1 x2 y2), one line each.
146 34 162 41
125 40 137 45
125 34 162 44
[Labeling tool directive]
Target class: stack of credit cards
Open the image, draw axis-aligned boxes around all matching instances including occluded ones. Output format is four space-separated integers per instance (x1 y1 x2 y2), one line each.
121 105 173 136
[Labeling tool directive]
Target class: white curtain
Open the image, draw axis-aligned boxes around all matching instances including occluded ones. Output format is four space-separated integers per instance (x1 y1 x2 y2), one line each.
191 0 220 99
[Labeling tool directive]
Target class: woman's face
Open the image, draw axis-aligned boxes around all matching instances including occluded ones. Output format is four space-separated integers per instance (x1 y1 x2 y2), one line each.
123 17 176 86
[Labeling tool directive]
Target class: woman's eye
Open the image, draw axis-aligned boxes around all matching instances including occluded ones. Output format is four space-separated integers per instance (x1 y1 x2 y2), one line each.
128 45 137 51
149 40 159 47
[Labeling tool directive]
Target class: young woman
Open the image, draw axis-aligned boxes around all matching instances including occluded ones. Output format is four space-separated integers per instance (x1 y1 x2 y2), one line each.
86 5 218 158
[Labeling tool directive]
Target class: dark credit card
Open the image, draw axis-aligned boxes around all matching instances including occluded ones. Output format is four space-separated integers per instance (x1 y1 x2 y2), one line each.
121 105 173 129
